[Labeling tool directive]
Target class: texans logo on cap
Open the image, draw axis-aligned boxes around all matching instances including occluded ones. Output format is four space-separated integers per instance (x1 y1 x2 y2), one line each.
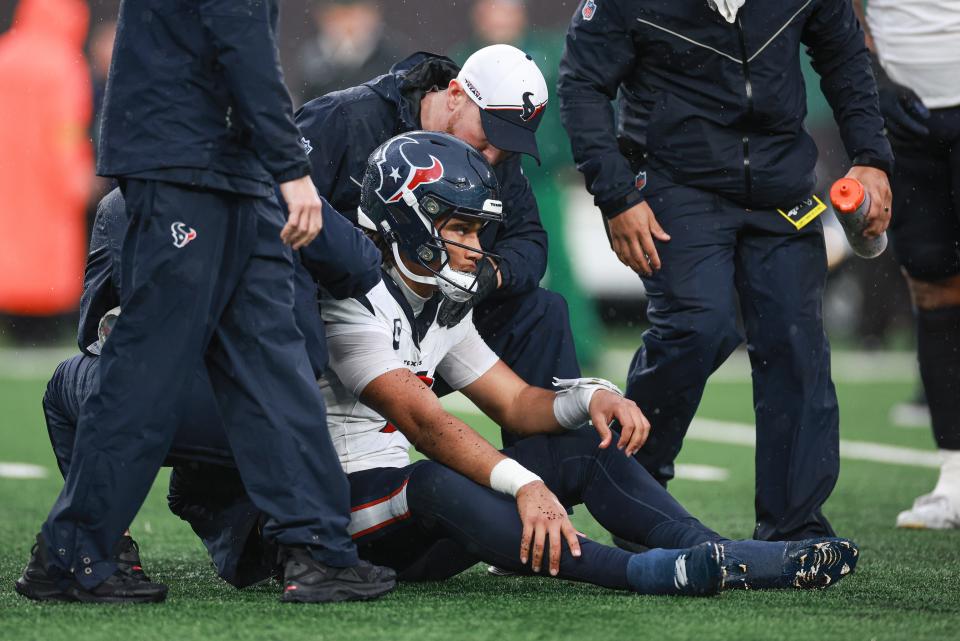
520 92 546 122
373 135 445 204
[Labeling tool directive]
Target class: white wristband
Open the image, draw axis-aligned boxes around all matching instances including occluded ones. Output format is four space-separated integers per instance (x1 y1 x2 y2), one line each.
489 458 542 497
552 377 623 430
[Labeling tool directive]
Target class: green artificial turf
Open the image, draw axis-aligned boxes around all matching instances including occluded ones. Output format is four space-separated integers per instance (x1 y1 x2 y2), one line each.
1 367 959 641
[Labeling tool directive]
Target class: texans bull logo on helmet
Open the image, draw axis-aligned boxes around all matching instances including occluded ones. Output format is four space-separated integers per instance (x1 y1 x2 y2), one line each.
372 135 445 205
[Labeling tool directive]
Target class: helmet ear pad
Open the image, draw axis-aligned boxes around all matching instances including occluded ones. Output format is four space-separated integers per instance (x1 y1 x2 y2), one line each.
359 130 505 301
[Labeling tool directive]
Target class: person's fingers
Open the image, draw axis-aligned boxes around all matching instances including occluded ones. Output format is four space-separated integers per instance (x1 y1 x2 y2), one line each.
520 518 532 565
649 215 671 242
280 207 301 245
563 520 582 559
532 523 546 573
590 408 613 449
548 522 562 576
626 407 649 455
638 226 662 272
616 415 634 451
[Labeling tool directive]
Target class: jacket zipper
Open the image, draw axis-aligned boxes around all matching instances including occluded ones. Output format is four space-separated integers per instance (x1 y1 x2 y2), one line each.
735 14 753 205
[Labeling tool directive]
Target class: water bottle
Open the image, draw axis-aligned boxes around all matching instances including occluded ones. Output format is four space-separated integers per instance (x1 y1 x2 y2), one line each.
829 177 888 259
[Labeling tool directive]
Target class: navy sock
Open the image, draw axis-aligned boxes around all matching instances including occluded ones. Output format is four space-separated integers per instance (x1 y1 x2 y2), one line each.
626 548 684 595
917 306 960 450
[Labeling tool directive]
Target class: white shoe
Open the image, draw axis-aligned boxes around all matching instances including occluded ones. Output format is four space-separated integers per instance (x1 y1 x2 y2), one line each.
895 493 960 529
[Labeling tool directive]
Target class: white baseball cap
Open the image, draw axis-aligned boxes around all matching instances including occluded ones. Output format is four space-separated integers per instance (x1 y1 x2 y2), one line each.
456 44 548 163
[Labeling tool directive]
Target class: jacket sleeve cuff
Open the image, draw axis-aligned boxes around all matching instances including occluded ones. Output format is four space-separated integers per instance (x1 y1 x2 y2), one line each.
272 161 312 185
851 153 894 177
598 188 645 220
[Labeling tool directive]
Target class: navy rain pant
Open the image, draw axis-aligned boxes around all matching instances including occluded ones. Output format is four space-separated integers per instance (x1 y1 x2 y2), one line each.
626 171 840 541
42 179 357 588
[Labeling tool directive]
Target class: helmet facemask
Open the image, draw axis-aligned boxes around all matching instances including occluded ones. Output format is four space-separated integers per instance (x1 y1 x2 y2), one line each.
385 190 503 303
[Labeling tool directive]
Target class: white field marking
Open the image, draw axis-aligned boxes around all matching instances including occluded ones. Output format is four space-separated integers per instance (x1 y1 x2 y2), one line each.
598 348 918 384
0 347 76 379
673 464 729 482
440 395 941 469
0 462 48 479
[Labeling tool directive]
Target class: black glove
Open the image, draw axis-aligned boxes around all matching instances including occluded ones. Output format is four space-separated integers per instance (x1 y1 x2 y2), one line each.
871 53 930 143
436 259 499 328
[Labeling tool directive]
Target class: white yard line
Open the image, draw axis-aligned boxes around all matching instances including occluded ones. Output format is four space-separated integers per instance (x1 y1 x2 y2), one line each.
598 348 918 383
440 395 941 470
0 462 48 479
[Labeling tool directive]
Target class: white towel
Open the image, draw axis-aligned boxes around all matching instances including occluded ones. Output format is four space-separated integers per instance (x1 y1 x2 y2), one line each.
708 0 746 23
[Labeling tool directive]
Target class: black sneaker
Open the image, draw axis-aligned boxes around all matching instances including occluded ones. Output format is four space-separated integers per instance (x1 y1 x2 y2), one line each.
15 533 167 604
65 569 168 603
14 537 71 602
279 546 396 603
114 535 149 581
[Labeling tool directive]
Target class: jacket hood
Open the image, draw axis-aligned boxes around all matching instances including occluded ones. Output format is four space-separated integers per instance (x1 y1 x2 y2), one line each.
366 51 460 130
12 0 89 49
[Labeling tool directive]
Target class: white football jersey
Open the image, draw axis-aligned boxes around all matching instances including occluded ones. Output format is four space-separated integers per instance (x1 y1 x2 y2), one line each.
319 273 499 474
867 1 960 108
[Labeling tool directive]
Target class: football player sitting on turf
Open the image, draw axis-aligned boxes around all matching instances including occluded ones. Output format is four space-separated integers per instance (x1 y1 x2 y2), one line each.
39 132 861 597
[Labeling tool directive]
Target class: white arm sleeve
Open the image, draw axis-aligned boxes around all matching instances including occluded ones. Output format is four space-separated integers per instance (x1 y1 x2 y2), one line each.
435 320 499 391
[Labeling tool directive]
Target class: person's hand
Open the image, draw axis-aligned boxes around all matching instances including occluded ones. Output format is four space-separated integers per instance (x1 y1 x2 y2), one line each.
606 200 670 276
873 57 930 143
846 165 892 238
516 480 581 576
436 258 500 328
278 175 324 249
588 390 650 456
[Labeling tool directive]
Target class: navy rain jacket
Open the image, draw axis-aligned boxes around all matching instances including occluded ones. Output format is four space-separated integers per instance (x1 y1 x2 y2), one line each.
77 188 381 376
295 52 548 297
558 0 894 216
97 0 311 196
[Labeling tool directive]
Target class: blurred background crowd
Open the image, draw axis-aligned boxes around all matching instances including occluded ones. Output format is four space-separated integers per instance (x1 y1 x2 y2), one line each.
0 0 914 362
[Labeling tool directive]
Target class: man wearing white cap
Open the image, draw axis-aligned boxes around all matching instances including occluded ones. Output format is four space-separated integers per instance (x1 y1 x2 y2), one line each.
296 44 582 447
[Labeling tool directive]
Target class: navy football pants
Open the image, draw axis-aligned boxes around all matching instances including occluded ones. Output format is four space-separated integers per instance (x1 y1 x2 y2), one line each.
161 428 723 589
627 171 839 541
42 179 356 588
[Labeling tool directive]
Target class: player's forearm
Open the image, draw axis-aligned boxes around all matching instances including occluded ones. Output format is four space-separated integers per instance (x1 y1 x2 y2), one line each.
400 403 509 488
495 386 565 437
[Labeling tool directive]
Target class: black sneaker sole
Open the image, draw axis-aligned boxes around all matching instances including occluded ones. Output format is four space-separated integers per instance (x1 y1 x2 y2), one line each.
14 577 75 602
281 577 397 603
65 585 168 603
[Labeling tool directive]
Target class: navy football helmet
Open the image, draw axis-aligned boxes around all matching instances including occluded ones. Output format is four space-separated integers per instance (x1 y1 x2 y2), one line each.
359 131 503 302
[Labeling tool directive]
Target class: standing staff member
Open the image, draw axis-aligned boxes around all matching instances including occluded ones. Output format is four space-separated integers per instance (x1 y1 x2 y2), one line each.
559 0 893 541
855 0 960 529
16 0 395 603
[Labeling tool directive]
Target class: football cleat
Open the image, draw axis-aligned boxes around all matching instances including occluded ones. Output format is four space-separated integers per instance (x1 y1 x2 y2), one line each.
279 546 397 603
896 493 960 530
719 537 859 590
786 538 859 590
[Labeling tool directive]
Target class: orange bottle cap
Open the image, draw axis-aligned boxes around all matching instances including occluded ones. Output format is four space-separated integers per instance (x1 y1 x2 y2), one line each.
830 178 865 214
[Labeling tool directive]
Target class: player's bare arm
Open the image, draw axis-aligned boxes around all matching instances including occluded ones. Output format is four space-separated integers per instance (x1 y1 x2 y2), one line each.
359 367 581 575
462 360 650 456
